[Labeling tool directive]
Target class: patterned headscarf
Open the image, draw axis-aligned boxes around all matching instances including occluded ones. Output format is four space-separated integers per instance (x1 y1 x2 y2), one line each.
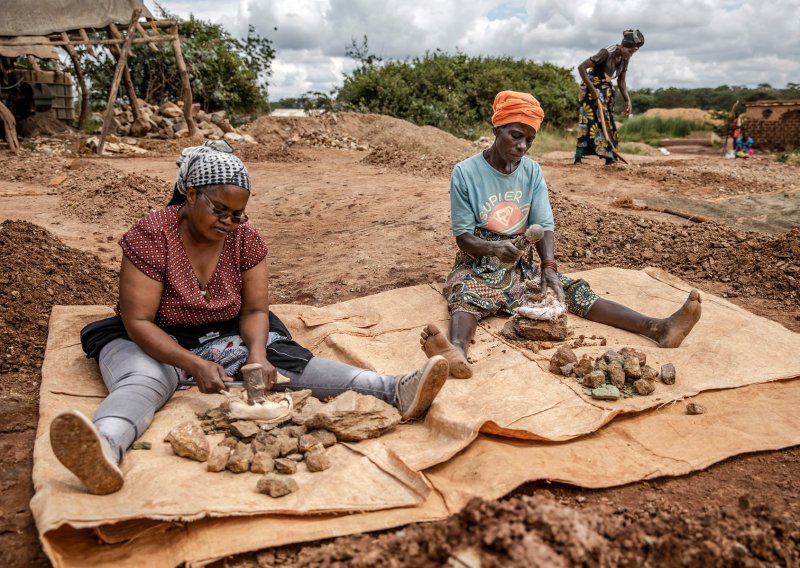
174 140 251 195
621 29 645 48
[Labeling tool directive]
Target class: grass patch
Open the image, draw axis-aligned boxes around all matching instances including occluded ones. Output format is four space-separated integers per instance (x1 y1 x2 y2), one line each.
619 116 714 144
776 148 800 165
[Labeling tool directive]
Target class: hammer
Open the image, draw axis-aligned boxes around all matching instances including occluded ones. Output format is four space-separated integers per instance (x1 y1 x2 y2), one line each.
511 223 545 249
240 363 290 405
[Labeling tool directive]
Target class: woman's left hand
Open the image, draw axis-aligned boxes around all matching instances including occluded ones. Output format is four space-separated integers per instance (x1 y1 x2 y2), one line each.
623 101 632 115
541 268 565 303
245 354 279 390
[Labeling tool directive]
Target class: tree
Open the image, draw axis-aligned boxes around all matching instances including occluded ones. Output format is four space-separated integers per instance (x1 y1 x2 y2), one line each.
69 8 275 123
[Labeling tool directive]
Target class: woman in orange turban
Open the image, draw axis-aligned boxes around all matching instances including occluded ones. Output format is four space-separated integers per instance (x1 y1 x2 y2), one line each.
575 29 644 165
419 90 702 379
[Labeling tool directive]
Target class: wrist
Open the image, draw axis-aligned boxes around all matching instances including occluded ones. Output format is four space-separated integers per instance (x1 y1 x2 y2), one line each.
540 259 558 273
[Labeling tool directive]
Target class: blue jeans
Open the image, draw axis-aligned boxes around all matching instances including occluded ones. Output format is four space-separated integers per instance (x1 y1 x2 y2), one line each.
94 338 398 462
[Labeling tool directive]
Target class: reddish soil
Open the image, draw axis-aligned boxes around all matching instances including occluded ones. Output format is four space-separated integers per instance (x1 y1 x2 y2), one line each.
0 112 798 567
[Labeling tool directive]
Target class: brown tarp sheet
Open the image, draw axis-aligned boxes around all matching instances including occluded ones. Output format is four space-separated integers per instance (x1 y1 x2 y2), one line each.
0 0 152 37
31 268 800 567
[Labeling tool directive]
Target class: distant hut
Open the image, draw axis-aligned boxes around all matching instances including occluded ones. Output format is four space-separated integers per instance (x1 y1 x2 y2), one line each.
744 100 800 151
0 0 196 153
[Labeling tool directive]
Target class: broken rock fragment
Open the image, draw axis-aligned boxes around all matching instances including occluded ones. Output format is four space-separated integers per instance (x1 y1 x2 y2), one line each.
660 363 677 385
166 421 210 462
305 444 332 472
686 402 707 415
304 391 401 441
274 458 298 474
207 445 232 472
633 378 656 396
257 473 299 498
226 441 254 473
549 345 578 375
250 451 275 474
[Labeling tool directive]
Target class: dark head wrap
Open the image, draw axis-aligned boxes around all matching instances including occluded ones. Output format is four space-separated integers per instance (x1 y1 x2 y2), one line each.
167 140 250 205
621 29 645 48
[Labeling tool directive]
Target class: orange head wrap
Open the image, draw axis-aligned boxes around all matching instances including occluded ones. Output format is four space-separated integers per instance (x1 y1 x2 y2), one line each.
491 90 545 132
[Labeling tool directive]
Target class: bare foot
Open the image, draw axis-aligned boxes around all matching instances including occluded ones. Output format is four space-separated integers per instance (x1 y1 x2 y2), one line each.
420 323 473 379
651 289 702 348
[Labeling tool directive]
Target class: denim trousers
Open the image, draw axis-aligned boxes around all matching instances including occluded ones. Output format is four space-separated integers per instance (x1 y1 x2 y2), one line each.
94 338 398 462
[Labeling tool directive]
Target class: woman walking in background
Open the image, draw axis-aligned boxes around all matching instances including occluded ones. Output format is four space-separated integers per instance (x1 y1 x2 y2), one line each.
574 29 644 165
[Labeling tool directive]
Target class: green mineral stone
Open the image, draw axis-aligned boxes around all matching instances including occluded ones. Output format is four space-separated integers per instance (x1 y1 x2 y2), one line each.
590 384 621 400
131 441 152 450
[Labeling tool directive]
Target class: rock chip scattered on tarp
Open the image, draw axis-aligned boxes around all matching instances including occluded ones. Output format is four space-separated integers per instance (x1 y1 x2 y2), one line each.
633 378 656 396
304 391 401 441
229 420 260 440
250 451 275 474
274 458 298 474
305 444 332 472
207 445 232 472
661 363 677 385
257 473 299 498
549 345 578 375
590 384 621 400
226 441 254 473
166 421 210 462
686 402 707 415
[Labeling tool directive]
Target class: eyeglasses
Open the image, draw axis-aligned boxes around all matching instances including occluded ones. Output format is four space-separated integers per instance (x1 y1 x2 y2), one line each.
198 192 249 224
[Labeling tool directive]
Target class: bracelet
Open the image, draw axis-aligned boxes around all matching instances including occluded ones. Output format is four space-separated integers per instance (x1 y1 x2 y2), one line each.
540 259 558 273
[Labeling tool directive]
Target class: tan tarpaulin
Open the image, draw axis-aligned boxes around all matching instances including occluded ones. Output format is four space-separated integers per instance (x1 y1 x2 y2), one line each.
0 0 152 37
0 37 59 59
32 268 800 567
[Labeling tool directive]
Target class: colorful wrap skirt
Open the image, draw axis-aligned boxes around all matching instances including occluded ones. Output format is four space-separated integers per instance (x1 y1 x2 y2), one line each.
444 228 599 321
575 74 618 161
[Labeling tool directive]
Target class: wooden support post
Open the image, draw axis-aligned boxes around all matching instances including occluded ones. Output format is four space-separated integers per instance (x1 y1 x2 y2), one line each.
97 8 141 154
135 22 159 52
0 100 20 153
78 28 97 58
108 23 141 122
171 24 197 137
26 55 41 71
61 32 90 131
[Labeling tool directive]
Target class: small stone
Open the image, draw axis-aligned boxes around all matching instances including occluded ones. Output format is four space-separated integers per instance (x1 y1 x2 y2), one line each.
560 362 576 377
594 359 609 373
305 445 331 472
573 355 593 378
640 365 659 382
219 436 239 449
590 384 621 400
166 421 210 462
274 458 298 474
608 361 626 388
307 429 337 448
298 434 318 453
285 424 308 438
250 451 275 474
257 473 299 498
549 345 578 375
207 445 232 472
278 436 299 456
286 453 304 462
287 389 314 407
602 349 622 364
226 441 254 473
582 369 607 388
686 403 707 415
623 356 642 380
131 441 151 450
620 347 646 366
661 363 677 385
230 420 260 440
633 378 656 395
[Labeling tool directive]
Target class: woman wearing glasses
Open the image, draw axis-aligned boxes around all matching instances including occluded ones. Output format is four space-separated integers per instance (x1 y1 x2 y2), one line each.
49 142 449 495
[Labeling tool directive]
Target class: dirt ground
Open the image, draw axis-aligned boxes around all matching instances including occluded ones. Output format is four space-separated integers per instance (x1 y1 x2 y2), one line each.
0 112 798 567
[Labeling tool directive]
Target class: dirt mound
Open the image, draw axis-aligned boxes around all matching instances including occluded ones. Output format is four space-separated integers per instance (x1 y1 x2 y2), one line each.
642 107 720 124
16 114 73 138
550 190 800 307
58 161 173 226
242 112 473 176
233 142 307 164
0 151 69 185
0 221 117 391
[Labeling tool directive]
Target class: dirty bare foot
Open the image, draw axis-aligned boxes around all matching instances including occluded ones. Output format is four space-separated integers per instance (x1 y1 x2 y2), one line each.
650 289 702 348
420 323 472 379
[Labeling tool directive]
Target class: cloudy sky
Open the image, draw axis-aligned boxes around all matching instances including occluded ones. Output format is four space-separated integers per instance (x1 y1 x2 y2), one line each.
149 0 800 101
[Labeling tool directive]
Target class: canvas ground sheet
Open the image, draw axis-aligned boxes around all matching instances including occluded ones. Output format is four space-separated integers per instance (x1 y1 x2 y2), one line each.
31 268 800 567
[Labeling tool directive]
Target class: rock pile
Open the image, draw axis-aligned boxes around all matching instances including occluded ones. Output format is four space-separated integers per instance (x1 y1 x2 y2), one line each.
101 99 257 143
549 345 676 400
164 389 402 498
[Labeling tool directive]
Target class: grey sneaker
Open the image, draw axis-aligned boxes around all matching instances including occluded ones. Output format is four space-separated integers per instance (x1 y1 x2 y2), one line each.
395 355 449 421
50 410 124 495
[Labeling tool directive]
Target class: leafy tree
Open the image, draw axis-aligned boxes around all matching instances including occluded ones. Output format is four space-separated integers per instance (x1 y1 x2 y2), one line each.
317 41 578 139
69 7 275 123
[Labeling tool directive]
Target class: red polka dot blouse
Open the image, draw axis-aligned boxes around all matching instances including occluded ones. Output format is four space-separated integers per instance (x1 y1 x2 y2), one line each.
119 205 268 328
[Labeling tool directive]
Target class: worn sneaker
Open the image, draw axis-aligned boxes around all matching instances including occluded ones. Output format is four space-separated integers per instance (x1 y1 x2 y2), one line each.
394 355 449 421
50 410 124 495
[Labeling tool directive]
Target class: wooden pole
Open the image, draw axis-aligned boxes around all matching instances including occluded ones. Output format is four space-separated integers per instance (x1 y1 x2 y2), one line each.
61 32 89 130
108 23 141 122
97 8 141 154
3 34 178 48
0 100 20 153
135 22 160 52
171 24 197 136
78 28 97 58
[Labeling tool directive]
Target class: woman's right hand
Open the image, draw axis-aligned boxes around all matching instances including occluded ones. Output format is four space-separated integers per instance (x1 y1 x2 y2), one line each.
493 241 523 263
189 358 232 394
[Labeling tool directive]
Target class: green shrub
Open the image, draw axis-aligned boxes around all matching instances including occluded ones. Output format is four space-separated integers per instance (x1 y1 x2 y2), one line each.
776 148 800 164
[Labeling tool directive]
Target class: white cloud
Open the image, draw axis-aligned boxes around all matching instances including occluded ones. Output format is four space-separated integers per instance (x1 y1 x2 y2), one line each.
148 0 800 100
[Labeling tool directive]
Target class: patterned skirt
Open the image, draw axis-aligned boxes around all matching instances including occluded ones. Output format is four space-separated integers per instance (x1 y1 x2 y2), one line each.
444 228 599 321
575 75 618 161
